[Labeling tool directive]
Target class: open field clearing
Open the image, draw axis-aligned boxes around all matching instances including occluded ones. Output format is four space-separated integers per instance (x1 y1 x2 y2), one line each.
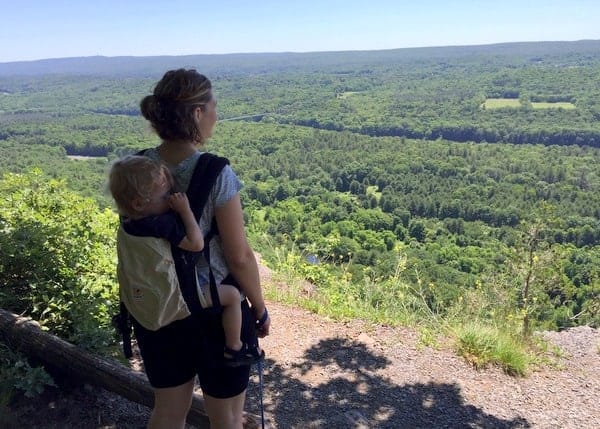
483 98 521 109
531 101 576 109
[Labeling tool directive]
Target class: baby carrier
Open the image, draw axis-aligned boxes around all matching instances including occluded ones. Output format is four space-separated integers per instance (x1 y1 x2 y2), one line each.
115 152 233 358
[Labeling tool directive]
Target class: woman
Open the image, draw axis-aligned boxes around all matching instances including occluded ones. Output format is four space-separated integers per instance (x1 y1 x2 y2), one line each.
136 68 270 429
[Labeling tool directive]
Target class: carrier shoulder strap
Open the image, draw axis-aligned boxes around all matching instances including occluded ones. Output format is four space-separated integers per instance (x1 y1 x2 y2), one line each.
191 155 241 292
186 153 230 221
175 153 230 314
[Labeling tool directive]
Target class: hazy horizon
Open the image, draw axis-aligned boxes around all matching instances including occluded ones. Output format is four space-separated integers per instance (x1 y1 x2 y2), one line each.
2 0 599 63
3 38 600 65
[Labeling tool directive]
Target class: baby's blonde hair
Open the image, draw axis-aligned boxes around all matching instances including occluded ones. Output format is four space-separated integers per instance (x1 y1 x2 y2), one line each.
108 155 171 218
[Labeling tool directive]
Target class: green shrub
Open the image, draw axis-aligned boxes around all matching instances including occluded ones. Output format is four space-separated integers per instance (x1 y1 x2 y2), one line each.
0 343 56 411
0 170 119 350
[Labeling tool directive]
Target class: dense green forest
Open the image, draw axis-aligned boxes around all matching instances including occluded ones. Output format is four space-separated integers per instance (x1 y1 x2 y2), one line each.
0 41 598 362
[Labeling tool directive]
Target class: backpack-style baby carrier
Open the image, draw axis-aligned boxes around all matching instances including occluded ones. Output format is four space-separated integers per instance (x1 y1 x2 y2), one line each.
115 152 231 358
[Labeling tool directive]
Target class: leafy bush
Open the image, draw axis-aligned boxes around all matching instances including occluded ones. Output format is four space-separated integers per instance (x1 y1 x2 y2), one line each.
0 169 119 350
0 343 56 416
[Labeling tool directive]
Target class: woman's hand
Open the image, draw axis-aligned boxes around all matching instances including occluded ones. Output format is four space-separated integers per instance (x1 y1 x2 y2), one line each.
254 307 270 338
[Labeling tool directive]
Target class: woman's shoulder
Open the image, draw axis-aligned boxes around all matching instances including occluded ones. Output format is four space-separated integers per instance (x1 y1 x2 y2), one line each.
213 162 241 206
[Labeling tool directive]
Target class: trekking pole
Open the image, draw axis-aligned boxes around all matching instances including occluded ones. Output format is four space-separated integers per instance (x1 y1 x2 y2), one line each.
257 359 265 429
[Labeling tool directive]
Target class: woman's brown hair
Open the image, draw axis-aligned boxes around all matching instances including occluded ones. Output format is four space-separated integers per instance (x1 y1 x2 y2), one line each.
140 69 212 143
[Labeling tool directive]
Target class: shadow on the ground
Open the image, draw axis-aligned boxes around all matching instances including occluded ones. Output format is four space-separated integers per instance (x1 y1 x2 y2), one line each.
246 338 530 429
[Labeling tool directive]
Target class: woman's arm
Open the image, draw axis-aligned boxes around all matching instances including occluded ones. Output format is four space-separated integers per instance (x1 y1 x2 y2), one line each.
216 193 270 336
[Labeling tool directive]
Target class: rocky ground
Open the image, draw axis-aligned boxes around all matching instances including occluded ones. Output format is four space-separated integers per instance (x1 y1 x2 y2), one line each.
3 261 599 428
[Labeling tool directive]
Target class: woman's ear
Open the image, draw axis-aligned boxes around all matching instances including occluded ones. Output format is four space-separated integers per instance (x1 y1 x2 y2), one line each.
194 105 205 120
193 106 207 133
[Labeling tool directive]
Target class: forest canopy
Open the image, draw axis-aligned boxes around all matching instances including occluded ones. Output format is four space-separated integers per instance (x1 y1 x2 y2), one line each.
0 41 598 338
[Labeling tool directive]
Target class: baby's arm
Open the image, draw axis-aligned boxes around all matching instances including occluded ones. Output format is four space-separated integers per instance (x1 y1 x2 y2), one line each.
169 193 204 251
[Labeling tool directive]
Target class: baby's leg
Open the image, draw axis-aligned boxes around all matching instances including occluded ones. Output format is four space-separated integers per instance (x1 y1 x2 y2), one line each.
218 284 242 351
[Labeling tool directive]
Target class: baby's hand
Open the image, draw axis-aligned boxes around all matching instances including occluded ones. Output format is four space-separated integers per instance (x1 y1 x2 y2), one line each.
168 192 191 214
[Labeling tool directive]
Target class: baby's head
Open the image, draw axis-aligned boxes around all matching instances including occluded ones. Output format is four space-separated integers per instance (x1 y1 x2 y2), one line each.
108 155 173 219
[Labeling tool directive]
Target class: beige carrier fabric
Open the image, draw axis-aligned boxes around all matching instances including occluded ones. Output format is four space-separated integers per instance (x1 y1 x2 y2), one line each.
117 226 191 330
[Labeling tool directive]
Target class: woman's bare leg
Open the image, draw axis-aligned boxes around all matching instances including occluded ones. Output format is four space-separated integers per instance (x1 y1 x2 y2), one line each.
204 390 247 429
147 378 195 429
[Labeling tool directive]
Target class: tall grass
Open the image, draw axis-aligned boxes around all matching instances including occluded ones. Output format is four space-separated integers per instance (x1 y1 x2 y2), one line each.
264 245 434 326
453 323 529 376
259 242 536 376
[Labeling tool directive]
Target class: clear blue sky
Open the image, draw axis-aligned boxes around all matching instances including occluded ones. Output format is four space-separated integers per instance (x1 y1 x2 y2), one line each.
2 0 599 63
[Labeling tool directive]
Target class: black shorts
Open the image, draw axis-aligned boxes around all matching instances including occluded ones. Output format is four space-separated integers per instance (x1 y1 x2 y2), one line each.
133 299 257 398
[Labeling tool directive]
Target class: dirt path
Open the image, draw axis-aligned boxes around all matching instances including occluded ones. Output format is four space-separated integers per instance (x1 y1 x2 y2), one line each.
243 302 599 429
4 260 599 428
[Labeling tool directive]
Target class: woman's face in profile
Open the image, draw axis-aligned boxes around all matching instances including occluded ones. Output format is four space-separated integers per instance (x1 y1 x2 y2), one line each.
197 94 218 141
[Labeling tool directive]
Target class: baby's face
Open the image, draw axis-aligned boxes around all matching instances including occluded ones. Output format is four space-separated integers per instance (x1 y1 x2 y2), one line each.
143 171 172 216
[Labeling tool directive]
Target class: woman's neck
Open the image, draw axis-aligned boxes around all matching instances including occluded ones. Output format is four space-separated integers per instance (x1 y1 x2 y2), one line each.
158 140 199 165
